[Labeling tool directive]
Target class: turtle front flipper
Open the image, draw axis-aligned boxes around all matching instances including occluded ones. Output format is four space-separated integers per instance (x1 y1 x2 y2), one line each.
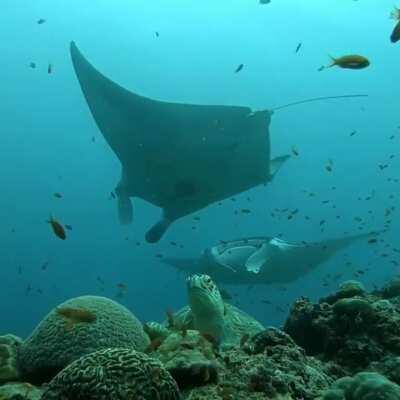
145 216 172 243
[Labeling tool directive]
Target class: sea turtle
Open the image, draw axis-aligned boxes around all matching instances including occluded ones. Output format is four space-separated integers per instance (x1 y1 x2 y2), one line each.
145 274 264 347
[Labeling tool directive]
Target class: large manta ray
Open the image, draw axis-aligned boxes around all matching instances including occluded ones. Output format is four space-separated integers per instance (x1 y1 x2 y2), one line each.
70 42 289 243
161 232 382 284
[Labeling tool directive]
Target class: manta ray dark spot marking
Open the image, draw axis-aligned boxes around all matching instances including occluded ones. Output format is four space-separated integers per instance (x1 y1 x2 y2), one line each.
174 181 197 197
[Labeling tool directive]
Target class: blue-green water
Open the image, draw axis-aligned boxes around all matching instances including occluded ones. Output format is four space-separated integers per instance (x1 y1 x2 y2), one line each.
1 0 398 337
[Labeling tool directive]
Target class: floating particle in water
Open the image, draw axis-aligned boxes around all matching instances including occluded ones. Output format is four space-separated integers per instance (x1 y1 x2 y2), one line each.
29 62 36 69
295 42 302 53
65 224 72 231
41 261 49 271
97 276 105 285
48 63 52 74
235 63 244 73
291 146 299 156
117 283 128 291
53 192 62 199
155 31 160 37
350 130 357 136
37 18 46 24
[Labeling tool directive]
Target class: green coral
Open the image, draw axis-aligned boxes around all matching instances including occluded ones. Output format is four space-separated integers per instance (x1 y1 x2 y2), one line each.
321 372 400 400
154 330 218 387
338 281 366 298
332 298 373 316
0 382 43 400
0 335 22 383
380 277 400 299
41 348 180 400
18 296 149 383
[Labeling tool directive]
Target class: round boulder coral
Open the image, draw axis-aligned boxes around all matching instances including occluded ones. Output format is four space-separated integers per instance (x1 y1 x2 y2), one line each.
0 334 22 383
18 296 150 383
41 348 181 400
322 372 400 400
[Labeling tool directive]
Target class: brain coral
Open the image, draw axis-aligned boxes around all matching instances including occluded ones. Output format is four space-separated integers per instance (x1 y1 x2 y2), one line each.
18 295 150 383
41 348 181 400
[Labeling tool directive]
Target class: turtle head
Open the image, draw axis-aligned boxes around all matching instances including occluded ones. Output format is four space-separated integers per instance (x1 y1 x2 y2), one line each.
187 274 225 342
187 274 224 315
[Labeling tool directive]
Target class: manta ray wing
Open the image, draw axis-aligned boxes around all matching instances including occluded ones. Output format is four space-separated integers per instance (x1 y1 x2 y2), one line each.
261 231 384 283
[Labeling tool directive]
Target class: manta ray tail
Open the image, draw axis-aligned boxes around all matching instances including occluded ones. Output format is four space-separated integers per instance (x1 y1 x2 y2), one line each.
323 229 385 251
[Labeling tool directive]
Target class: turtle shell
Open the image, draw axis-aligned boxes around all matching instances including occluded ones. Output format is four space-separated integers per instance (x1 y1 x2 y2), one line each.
167 303 263 346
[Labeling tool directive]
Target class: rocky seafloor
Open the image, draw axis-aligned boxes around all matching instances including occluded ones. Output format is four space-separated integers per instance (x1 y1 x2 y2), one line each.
3 278 400 399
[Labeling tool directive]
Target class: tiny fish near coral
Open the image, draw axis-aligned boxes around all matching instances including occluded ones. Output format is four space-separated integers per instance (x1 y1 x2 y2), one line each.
57 307 97 329
320 54 370 70
47 216 66 240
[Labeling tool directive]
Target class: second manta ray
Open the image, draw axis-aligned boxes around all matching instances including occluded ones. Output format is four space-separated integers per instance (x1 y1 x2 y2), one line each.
70 42 289 243
162 232 382 284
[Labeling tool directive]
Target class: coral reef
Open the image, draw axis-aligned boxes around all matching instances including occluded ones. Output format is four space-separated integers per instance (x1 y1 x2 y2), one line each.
40 348 180 400
153 329 219 388
0 335 22 384
0 382 43 400
320 372 400 400
3 277 400 399
284 278 400 376
145 326 333 399
18 296 149 383
378 277 400 299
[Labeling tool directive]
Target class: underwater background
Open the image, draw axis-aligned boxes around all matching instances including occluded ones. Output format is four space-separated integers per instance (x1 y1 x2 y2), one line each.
1 0 398 338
